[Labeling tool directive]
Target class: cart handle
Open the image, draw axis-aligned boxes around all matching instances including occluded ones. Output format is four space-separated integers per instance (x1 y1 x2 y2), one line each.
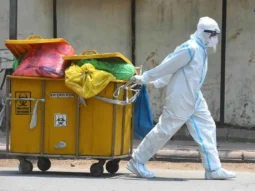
26 35 43 40
113 65 143 101
81 50 98 55
95 87 140 106
135 65 143 75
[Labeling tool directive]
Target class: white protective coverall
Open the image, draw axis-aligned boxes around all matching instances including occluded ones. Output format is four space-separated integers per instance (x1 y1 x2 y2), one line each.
127 17 236 180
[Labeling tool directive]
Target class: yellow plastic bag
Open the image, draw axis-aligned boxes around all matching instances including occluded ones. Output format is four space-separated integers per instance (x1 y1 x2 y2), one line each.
65 64 116 99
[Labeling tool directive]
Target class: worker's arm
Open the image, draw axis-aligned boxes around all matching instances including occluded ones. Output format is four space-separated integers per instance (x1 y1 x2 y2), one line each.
152 74 172 88
141 45 194 83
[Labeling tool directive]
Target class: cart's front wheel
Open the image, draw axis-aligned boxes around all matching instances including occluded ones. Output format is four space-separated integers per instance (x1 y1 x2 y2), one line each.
18 160 33 174
90 163 104 177
37 157 51 172
106 160 120 174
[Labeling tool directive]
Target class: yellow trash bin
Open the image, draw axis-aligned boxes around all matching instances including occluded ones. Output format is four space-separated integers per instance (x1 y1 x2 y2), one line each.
62 50 137 157
4 44 141 176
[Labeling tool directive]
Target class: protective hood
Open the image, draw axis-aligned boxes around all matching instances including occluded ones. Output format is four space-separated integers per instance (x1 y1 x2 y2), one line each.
190 17 220 51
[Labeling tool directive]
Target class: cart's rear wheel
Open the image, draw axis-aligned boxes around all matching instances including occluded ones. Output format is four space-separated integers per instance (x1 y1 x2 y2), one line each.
106 160 120 174
37 157 51 172
18 160 33 174
90 163 104 177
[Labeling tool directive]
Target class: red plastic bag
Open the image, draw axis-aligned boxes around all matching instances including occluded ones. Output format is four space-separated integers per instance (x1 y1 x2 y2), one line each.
13 43 75 78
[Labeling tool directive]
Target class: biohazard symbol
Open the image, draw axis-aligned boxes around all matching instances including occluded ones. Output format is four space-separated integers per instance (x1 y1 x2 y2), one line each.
18 93 28 106
55 114 67 127
56 116 65 126
15 92 31 115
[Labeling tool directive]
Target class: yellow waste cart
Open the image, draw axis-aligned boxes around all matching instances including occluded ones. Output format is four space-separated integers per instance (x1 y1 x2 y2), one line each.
3 38 142 177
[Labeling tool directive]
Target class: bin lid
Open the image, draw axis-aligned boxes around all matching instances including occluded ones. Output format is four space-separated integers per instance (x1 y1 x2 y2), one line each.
62 50 132 65
5 35 70 58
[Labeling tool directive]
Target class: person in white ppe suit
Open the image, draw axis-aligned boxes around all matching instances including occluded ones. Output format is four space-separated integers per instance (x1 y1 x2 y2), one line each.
127 17 236 180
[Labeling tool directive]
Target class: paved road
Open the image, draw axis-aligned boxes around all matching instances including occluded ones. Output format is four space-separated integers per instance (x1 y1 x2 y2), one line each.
0 167 254 191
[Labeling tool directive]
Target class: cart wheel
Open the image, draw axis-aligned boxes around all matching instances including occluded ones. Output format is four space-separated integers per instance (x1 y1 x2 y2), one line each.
18 160 33 174
106 160 120 174
90 163 104 177
37 157 51 172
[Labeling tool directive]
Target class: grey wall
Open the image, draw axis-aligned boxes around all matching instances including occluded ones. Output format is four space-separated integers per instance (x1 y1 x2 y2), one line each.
225 0 255 128
0 1 9 49
17 0 53 39
1 0 254 128
0 1 10 99
57 0 132 58
136 0 222 123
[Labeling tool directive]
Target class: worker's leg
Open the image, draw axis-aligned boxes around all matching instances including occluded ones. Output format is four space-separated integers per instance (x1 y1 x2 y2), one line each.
186 98 236 179
127 107 188 178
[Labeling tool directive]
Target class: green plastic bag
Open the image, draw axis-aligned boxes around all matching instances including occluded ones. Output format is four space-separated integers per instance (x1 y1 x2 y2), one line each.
76 58 135 80
13 54 25 71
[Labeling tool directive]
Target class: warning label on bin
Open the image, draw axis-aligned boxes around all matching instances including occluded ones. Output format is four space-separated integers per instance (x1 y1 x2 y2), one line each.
15 92 31 115
54 114 67 127
50 93 74 98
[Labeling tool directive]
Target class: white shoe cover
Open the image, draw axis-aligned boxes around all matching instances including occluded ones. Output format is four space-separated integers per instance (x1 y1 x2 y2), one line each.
126 159 155 178
205 168 236 180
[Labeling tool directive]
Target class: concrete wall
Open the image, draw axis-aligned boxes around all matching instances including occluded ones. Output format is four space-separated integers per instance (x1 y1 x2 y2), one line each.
0 0 254 128
57 0 131 59
225 0 255 128
136 0 222 123
0 1 9 49
0 0 9 101
17 0 53 39
0 0 53 45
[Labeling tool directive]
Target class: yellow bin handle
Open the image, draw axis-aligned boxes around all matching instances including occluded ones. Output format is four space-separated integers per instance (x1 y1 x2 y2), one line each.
26 35 44 40
82 50 98 55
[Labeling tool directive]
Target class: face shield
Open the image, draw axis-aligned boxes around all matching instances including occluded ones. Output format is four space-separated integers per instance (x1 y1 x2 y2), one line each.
204 29 220 53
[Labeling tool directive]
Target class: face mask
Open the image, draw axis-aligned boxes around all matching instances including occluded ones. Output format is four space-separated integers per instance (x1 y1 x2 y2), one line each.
207 36 218 48
207 36 218 53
